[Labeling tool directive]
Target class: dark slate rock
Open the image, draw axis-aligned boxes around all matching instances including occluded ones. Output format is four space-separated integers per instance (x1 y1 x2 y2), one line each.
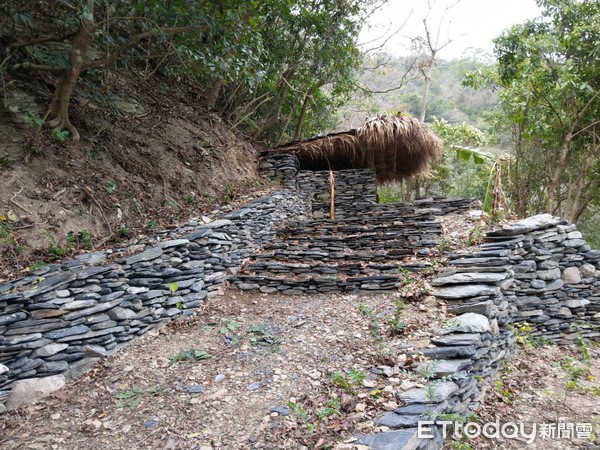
0 312 27 326
125 247 163 265
355 429 420 450
418 346 477 359
43 325 90 339
183 384 204 394
430 334 481 346
22 272 77 298
432 272 507 286
432 285 499 299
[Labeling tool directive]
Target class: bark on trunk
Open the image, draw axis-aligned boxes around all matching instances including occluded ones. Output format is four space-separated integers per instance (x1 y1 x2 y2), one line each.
46 0 94 142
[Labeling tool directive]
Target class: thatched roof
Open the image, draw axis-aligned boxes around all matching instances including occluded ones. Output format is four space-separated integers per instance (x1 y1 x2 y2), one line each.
271 114 442 183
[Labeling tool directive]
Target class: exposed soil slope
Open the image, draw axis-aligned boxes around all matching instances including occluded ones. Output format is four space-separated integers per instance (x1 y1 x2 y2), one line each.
0 72 263 280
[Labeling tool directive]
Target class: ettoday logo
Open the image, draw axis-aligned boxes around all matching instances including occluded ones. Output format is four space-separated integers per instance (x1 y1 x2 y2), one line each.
418 419 594 444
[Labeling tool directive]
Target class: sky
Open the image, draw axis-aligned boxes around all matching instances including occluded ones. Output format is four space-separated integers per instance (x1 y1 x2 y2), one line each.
358 0 542 60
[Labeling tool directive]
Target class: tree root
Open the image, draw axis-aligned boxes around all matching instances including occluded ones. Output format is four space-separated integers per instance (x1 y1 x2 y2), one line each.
46 115 80 142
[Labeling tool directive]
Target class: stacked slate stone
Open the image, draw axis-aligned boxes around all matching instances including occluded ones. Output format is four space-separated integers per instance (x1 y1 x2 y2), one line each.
358 246 517 449
483 214 600 343
258 153 299 191
230 208 443 294
0 191 310 413
296 169 377 219
356 312 509 450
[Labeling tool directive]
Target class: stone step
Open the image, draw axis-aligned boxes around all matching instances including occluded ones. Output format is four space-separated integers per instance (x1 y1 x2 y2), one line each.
229 273 406 294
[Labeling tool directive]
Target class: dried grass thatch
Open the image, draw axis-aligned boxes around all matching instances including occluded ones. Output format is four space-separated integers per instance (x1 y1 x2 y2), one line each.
272 114 442 182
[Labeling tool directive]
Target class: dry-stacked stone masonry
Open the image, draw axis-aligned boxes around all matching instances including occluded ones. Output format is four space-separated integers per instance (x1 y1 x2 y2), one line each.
1 150 598 450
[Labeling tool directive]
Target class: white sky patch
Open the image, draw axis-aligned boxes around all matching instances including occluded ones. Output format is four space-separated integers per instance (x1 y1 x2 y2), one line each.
359 0 542 60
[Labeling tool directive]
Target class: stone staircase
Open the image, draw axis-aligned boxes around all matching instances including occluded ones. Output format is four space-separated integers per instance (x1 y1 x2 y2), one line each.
229 200 473 295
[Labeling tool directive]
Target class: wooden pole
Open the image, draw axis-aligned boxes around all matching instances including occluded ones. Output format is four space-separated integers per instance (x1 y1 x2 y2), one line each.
329 170 335 220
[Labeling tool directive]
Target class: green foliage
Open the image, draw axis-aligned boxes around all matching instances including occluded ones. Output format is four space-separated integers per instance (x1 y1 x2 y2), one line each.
247 323 282 347
468 0 600 222
358 304 381 342
510 322 552 349
437 238 452 254
220 183 236 203
376 184 403 204
115 385 162 410
386 299 407 334
145 219 158 229
331 369 367 395
105 180 118 194
23 111 44 127
29 260 46 271
168 348 212 363
168 282 178 293
467 226 485 245
66 229 94 251
117 224 130 238
52 129 69 141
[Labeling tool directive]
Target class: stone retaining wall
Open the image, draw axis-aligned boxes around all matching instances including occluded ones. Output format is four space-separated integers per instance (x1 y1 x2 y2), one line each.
359 214 599 449
0 191 310 412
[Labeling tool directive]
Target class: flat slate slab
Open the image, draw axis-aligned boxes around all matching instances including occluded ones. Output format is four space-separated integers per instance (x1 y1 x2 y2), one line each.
356 428 420 450
432 284 499 299
432 272 508 286
397 381 459 404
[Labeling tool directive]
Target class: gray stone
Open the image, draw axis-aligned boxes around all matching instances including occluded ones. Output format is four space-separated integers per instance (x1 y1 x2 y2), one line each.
424 359 471 377
447 300 493 315
125 247 163 265
418 347 476 359
108 307 137 321
184 384 204 394
537 268 561 280
563 239 585 248
439 313 491 334
39 361 69 373
3 333 42 345
247 382 261 391
44 325 90 339
6 375 66 410
259 286 278 294
55 290 70 298
562 267 581 284
63 299 98 311
432 285 499 299
158 239 189 249
580 263 596 278
356 429 420 450
394 402 447 416
376 412 423 428
432 272 507 286
430 333 481 346
397 381 459 404
32 343 69 358
0 312 27 326
0 364 9 375
271 405 290 416
488 214 560 236
530 279 546 289
238 283 260 291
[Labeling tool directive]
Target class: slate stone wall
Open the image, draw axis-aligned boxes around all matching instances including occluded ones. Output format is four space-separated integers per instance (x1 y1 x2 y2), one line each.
0 191 311 412
361 214 599 449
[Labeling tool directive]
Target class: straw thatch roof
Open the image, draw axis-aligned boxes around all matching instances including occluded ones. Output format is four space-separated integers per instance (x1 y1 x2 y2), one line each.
271 114 442 183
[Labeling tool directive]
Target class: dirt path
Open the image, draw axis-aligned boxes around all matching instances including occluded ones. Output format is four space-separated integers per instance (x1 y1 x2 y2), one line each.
0 288 448 450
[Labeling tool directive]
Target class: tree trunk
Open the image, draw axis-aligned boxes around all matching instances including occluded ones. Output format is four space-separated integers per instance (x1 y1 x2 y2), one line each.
205 81 222 109
293 86 314 141
46 0 94 142
418 69 431 123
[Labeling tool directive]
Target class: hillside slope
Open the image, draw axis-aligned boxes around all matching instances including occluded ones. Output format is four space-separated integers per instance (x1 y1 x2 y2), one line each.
0 72 261 280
